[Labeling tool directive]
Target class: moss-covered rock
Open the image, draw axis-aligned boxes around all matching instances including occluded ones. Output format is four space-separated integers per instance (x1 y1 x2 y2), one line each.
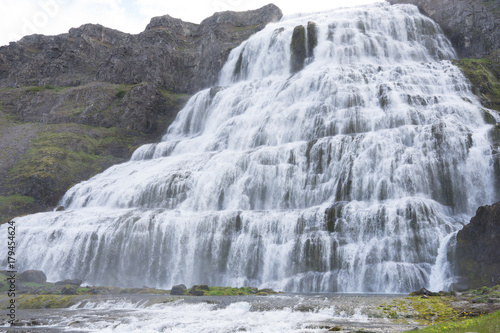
290 25 306 73
181 285 277 296
307 21 318 57
454 52 500 113
233 49 245 78
5 124 146 208
16 295 80 309
0 194 38 224
0 83 189 221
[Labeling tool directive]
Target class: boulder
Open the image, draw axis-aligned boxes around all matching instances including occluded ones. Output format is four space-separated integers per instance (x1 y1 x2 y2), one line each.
290 25 306 73
61 285 77 295
188 284 209 296
410 288 438 296
189 290 205 296
170 284 187 295
18 270 46 284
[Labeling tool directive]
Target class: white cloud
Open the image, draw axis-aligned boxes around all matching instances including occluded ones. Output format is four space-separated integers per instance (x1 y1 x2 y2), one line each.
0 0 381 46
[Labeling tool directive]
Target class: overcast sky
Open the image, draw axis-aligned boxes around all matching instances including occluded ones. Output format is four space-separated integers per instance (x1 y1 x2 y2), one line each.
0 0 382 46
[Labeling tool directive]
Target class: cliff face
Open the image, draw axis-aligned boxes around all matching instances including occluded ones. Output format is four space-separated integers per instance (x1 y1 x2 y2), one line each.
0 4 282 222
387 0 500 59
455 202 500 289
0 4 282 93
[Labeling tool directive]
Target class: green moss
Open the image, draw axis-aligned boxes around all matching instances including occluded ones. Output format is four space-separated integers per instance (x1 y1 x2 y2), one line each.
6 124 145 206
160 89 188 107
408 297 459 324
0 194 37 224
25 85 66 93
203 286 256 296
454 55 500 113
115 90 126 98
17 295 79 309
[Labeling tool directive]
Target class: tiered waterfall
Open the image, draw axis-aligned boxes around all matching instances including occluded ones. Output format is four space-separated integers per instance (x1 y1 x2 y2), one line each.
3 3 497 293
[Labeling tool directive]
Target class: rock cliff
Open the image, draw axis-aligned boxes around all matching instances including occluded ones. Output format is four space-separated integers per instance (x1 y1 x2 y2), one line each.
455 202 500 289
0 4 282 93
387 0 500 59
0 4 282 222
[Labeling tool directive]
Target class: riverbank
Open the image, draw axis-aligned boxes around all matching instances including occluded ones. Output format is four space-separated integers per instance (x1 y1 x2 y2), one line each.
0 285 498 332
1 269 499 332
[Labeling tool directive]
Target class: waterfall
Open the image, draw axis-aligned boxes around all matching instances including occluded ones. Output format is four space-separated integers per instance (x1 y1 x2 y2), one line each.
3 3 496 293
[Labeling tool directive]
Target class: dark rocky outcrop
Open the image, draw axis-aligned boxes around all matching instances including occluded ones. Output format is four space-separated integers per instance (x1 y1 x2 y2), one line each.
170 284 187 295
387 0 500 59
60 285 77 295
188 284 210 296
18 270 47 284
307 21 318 58
290 25 306 73
455 202 500 289
410 288 439 296
0 4 282 93
0 4 282 222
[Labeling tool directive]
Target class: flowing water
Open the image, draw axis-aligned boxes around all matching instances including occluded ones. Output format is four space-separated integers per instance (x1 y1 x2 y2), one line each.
2 3 497 293
0 294 420 332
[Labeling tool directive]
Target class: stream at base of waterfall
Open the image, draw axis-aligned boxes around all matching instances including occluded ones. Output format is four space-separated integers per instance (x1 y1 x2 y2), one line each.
0 294 422 332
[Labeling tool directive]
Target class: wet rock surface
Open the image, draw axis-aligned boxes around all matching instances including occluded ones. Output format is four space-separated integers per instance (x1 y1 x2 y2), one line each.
455 202 500 290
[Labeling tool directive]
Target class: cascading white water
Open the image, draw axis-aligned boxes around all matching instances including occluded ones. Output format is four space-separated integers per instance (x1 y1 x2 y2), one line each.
3 3 497 293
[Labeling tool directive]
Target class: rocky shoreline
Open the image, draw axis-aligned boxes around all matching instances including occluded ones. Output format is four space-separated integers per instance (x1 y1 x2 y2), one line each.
2 269 499 319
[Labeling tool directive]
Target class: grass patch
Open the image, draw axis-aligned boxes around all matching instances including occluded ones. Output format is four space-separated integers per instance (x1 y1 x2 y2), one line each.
417 309 500 332
26 85 66 93
202 286 257 296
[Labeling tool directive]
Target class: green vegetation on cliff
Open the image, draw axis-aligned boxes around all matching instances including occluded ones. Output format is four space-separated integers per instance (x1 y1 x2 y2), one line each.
0 194 37 223
454 50 500 114
6 123 144 208
0 82 189 222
